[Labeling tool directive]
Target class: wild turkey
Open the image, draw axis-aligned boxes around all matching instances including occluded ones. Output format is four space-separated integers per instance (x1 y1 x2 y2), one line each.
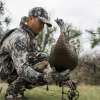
49 18 78 72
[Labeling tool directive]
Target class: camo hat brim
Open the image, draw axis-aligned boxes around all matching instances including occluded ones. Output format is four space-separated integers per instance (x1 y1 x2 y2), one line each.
38 16 52 27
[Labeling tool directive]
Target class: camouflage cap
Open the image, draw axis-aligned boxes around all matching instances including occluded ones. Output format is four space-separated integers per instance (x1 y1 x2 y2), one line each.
29 7 52 27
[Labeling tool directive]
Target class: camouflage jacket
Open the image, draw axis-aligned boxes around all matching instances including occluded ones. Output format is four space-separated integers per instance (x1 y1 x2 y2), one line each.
0 24 43 84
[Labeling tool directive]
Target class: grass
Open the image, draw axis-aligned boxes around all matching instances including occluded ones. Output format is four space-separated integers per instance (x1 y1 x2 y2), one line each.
0 83 100 100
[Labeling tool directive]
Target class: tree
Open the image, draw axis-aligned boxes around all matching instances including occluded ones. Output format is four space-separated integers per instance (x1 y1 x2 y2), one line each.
0 0 11 40
64 23 81 54
86 27 100 48
36 26 56 53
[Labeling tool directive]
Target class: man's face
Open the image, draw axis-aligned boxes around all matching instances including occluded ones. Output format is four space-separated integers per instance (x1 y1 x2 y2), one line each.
28 16 44 34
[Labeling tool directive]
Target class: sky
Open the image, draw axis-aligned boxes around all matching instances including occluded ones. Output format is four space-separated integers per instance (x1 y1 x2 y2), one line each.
4 0 100 51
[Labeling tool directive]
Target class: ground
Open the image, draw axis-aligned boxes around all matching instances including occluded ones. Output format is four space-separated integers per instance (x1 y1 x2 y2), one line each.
0 83 100 100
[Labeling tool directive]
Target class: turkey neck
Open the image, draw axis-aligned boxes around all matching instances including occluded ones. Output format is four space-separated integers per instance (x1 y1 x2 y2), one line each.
55 32 68 48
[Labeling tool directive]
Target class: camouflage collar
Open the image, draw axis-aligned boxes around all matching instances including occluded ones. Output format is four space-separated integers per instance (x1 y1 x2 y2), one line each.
21 24 37 39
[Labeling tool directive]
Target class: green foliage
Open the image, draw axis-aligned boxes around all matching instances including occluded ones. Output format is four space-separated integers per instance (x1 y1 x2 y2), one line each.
64 23 81 54
0 1 4 15
0 0 11 41
91 38 100 48
65 24 81 41
86 27 100 48
36 26 56 53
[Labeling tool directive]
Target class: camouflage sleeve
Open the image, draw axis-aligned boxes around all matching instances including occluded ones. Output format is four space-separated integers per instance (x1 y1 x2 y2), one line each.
10 35 41 84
